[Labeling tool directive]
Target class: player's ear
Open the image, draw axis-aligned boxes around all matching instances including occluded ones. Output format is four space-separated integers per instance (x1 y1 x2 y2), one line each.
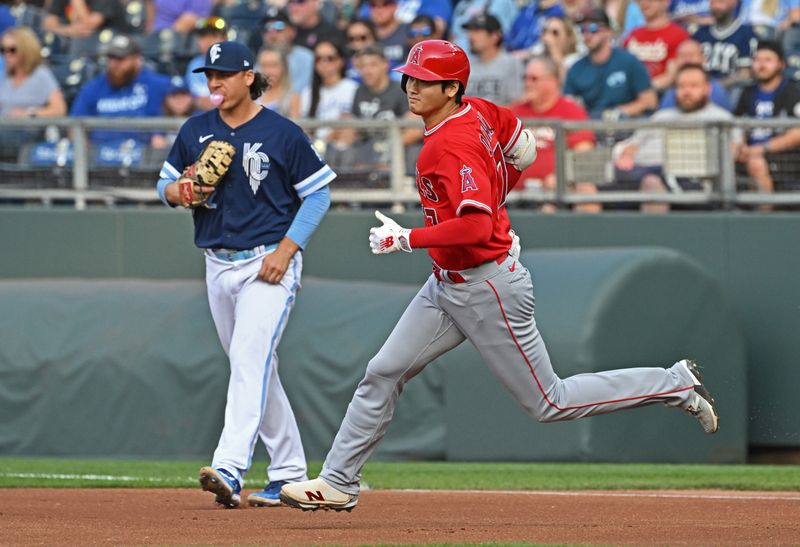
446 81 459 100
243 70 255 86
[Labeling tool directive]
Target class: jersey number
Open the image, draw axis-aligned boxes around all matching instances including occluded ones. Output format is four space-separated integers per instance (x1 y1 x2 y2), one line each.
423 207 439 226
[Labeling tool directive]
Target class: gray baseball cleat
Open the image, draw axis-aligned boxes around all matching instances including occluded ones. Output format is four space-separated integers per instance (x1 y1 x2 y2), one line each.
679 359 720 434
280 477 358 512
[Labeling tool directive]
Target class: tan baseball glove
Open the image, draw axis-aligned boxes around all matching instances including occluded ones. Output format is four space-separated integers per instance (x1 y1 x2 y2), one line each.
178 140 236 208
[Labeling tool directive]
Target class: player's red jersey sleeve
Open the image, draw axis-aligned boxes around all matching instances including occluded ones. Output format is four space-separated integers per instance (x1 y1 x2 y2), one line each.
437 149 494 216
464 97 523 156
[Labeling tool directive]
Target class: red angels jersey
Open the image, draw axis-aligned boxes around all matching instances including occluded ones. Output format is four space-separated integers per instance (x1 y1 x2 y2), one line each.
415 96 523 271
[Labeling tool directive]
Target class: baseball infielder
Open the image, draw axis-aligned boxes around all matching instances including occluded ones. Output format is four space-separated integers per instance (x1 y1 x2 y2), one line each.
156 41 336 508
281 40 720 512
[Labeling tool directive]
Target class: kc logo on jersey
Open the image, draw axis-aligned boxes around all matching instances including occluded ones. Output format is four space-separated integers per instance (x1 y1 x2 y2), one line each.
460 165 478 193
210 44 221 64
243 142 270 194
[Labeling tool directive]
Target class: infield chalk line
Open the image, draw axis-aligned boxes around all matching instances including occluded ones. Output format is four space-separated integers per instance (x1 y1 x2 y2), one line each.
397 489 800 502
2 474 798 501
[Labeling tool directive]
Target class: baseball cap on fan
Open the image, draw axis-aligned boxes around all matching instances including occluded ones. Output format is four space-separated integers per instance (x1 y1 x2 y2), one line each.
461 13 502 33
106 34 140 58
191 40 255 73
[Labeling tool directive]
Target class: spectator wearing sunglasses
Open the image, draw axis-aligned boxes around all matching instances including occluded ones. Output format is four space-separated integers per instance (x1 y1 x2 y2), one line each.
406 15 440 47
506 0 565 57
530 16 584 78
344 19 378 82
564 8 657 119
256 9 314 95
449 0 519 51
357 0 453 41
185 16 228 111
300 40 358 166
287 0 345 51
463 13 524 106
147 0 211 33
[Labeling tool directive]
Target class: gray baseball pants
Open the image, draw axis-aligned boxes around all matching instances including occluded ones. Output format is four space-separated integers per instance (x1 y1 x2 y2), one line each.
320 254 697 495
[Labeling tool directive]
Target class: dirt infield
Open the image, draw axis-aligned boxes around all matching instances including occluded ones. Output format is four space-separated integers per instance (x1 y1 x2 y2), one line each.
1 488 798 545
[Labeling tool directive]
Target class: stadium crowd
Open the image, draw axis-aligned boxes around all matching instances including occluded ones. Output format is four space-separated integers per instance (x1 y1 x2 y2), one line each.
1 0 799 208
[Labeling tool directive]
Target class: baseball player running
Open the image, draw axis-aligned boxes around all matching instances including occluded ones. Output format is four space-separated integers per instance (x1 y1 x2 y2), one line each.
156 41 336 508
280 40 720 512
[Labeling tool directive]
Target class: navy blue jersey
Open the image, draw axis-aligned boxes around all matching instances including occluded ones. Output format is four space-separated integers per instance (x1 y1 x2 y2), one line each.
693 20 757 79
160 107 336 250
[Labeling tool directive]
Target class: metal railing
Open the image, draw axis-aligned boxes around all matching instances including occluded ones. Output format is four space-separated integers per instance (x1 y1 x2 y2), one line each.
0 116 798 210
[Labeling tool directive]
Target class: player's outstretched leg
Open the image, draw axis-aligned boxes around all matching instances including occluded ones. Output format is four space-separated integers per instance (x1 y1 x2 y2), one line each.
678 359 719 433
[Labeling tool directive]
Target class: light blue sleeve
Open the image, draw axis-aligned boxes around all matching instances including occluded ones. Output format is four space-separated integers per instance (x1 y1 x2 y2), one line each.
285 185 331 249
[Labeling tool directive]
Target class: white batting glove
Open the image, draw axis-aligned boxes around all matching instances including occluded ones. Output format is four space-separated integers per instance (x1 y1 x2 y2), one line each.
369 210 412 254
505 128 537 171
509 229 521 260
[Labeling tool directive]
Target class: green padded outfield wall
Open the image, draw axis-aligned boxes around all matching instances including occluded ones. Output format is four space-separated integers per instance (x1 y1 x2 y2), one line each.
0 209 797 448
0 249 745 462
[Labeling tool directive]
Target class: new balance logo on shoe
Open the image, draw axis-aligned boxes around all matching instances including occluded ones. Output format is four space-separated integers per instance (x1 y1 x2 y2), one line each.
306 490 324 501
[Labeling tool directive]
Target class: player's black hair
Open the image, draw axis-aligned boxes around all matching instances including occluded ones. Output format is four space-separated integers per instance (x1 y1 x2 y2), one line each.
400 74 465 105
249 71 270 100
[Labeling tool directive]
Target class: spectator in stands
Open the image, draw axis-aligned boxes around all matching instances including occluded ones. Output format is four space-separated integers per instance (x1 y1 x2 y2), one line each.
344 18 378 81
69 35 170 144
0 26 67 153
258 9 314 96
151 76 196 149
300 40 358 165
42 0 131 38
564 9 658 119
406 15 440 47
256 46 301 118
511 55 599 212
506 0 565 57
356 0 453 39
739 0 799 34
288 0 344 51
449 0 518 51
614 0 647 37
693 0 758 88
343 45 422 168
147 0 211 33
0 27 66 119
462 13 524 106
532 16 583 78
735 40 800 196
185 16 228 112
367 0 410 75
670 0 714 28
614 64 741 212
660 39 732 110
624 0 690 93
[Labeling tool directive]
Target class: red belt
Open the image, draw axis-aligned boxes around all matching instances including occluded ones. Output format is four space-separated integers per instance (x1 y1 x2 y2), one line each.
432 255 507 284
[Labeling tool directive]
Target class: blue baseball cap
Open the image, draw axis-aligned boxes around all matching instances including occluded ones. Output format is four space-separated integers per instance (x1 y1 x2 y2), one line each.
191 40 255 73
167 75 190 94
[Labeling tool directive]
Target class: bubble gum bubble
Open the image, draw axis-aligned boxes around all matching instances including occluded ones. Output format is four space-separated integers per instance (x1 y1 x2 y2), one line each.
210 94 224 107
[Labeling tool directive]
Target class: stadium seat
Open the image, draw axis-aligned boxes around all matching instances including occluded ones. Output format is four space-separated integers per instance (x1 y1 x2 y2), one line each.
9 3 44 30
50 57 98 106
69 28 117 58
782 24 800 80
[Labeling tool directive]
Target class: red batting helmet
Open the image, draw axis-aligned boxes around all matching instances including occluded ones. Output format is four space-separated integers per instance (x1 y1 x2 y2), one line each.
393 39 470 89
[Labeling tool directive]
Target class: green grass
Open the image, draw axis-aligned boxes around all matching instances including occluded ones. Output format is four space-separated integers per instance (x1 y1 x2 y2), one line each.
1 458 798 490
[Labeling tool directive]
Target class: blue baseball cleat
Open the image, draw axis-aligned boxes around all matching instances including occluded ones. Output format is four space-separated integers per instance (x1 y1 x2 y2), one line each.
247 480 288 507
199 466 241 508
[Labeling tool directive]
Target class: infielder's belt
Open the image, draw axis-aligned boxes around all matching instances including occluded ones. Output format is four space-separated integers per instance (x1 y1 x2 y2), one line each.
433 254 511 285
207 243 278 262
